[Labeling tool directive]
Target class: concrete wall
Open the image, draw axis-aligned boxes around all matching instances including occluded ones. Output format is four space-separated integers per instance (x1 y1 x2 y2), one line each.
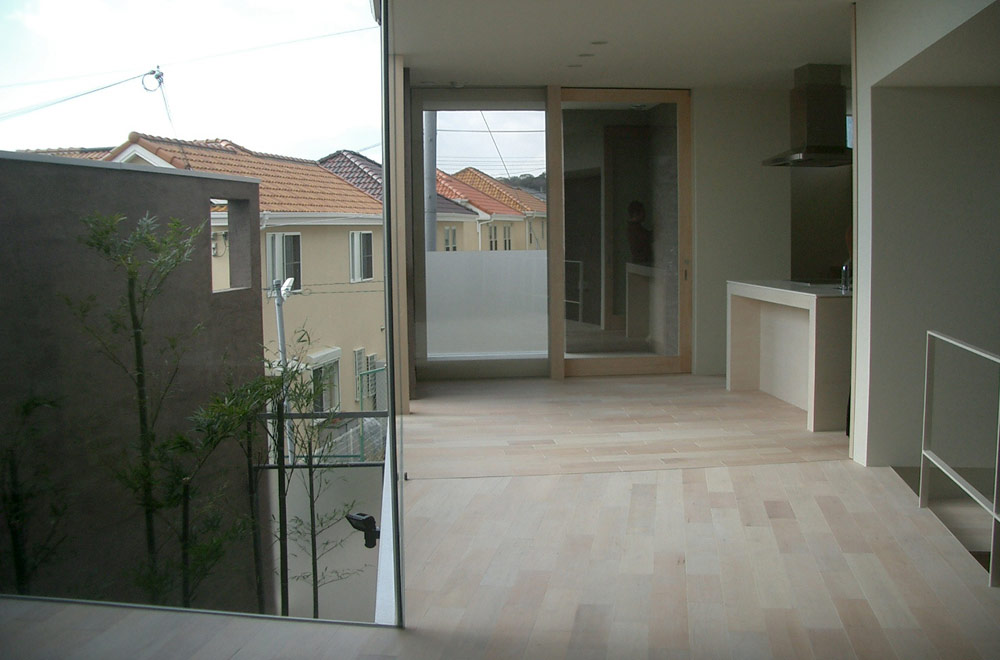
853 0 996 465
0 153 263 609
691 88 792 375
649 103 680 355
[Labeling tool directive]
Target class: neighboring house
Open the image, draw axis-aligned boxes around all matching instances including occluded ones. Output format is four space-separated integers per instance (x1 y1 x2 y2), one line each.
23 146 114 160
97 132 388 413
319 149 478 252
434 170 524 251
452 167 547 250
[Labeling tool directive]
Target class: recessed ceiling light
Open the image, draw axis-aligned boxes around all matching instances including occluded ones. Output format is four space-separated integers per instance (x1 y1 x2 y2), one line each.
590 40 608 45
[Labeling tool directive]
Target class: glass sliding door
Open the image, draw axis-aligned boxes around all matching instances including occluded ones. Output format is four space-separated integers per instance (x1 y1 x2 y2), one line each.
559 89 691 376
411 89 548 378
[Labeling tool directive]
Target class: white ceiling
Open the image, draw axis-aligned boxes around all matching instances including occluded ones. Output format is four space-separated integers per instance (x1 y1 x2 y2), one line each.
389 0 854 90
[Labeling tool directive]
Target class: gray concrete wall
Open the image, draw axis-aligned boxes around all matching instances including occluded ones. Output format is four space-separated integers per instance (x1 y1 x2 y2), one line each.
0 153 265 610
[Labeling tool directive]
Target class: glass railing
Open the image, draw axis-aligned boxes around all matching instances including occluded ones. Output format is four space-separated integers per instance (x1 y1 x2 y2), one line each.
425 250 547 359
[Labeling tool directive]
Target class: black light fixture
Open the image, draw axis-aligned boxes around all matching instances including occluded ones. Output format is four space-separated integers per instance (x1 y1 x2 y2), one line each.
347 512 380 548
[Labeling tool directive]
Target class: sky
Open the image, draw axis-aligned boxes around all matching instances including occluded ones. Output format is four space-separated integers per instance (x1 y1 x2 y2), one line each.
0 0 545 177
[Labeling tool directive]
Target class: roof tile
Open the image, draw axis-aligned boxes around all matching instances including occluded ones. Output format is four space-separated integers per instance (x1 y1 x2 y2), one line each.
21 146 114 160
453 167 546 214
107 132 383 215
436 170 522 217
321 150 475 216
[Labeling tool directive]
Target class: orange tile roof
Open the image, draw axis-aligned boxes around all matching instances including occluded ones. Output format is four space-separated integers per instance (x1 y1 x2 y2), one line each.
106 132 382 215
322 150 476 217
21 146 114 160
436 170 522 217
453 167 547 214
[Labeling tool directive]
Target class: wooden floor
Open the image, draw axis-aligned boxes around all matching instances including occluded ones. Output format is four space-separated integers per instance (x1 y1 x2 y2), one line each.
404 375 848 479
4 376 1000 659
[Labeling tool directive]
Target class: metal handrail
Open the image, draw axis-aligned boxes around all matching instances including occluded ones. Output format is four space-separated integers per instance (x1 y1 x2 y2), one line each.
918 330 1000 587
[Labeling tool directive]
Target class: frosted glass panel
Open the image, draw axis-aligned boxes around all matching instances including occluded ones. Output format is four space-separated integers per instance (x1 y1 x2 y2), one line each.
426 251 547 358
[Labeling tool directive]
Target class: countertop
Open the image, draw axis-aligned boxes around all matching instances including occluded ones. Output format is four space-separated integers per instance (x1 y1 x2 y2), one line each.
728 279 852 299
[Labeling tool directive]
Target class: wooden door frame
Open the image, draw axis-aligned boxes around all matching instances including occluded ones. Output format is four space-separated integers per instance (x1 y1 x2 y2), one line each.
551 88 692 378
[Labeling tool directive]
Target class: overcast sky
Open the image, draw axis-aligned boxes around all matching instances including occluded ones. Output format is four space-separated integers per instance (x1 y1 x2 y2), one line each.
0 0 545 177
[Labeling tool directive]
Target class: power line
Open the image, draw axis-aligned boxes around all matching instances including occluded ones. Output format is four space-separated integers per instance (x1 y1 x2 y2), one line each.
480 111 512 180
0 26 377 90
0 69 154 122
148 68 193 170
0 68 134 90
167 26 378 68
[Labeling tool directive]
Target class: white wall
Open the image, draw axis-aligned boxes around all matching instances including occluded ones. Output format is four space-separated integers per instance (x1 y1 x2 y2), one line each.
853 0 996 465
691 88 791 375
864 86 1000 466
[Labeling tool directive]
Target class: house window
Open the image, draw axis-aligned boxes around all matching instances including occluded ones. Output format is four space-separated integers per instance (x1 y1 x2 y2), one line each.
365 353 378 407
266 232 301 292
488 225 498 251
354 348 365 402
350 231 374 282
503 225 512 250
444 226 457 251
311 360 340 414
541 221 546 241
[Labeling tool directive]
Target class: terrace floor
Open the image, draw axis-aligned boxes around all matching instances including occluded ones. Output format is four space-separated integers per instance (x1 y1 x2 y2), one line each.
3 376 1000 659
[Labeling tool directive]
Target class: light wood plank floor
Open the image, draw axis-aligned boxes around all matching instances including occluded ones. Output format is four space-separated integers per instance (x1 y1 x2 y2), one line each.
404 375 848 479
4 377 1000 659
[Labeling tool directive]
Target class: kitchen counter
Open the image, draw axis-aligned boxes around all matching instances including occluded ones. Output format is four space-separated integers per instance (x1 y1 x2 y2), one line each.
727 280 852 432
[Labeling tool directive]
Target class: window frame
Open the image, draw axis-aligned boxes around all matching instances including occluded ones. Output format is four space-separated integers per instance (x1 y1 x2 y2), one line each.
266 232 302 293
503 224 512 250
353 347 365 402
311 359 341 415
350 230 374 282
488 224 498 251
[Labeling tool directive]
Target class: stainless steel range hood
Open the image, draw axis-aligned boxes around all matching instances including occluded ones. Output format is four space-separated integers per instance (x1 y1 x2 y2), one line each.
763 64 852 168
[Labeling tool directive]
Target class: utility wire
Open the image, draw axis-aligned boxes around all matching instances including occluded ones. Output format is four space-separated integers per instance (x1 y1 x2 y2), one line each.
0 26 378 90
144 67 193 170
167 26 377 67
0 70 153 122
479 111 512 180
0 69 133 90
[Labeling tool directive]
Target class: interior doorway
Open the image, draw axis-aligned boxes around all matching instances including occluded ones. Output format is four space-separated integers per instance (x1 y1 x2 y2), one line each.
556 89 692 375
